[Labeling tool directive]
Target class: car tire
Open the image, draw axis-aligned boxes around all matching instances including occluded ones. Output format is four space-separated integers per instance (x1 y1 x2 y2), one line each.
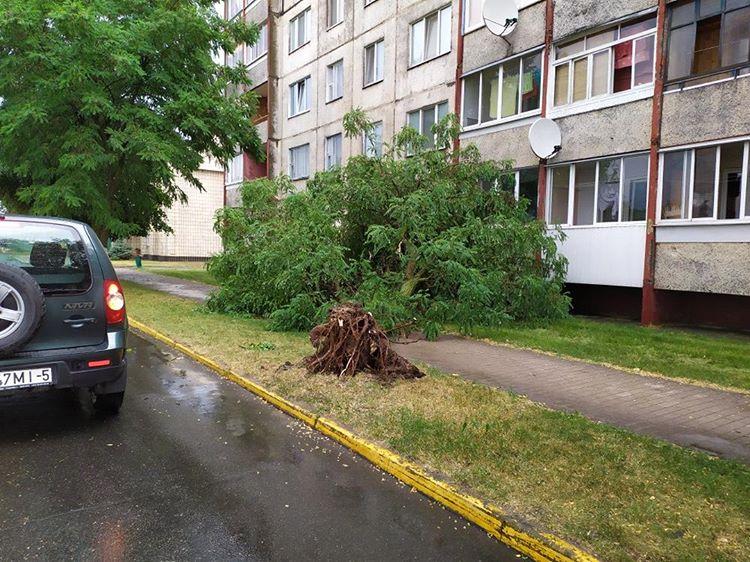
0 264 45 357
93 391 124 415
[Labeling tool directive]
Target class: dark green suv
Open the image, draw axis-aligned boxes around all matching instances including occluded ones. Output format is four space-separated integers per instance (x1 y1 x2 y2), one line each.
0 215 127 413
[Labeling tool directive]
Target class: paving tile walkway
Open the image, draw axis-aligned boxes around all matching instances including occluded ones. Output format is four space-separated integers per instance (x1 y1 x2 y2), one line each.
118 267 750 464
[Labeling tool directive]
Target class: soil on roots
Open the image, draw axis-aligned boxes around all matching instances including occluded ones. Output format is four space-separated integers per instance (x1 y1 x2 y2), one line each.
304 303 424 382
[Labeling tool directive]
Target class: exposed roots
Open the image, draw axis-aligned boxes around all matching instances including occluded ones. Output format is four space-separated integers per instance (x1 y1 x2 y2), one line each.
304 303 424 382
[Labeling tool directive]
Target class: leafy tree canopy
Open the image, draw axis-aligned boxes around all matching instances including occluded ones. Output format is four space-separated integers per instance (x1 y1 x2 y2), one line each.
0 0 262 239
208 110 569 338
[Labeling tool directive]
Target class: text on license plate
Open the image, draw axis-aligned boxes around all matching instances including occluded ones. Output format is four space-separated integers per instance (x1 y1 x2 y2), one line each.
0 368 53 390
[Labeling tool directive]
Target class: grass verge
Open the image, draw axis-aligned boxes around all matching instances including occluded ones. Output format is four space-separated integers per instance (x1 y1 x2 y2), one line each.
123 281 750 562
469 316 750 392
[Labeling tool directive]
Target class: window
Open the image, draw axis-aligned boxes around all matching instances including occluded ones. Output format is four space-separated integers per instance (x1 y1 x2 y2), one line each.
407 101 449 150
289 144 310 180
325 134 343 170
660 141 750 221
548 154 650 225
226 152 244 185
0 222 92 294
462 50 542 127
364 40 384 86
228 0 243 20
247 22 268 63
553 15 657 107
289 8 311 52
326 60 344 102
667 0 750 82
410 6 451 66
363 121 383 157
518 168 539 219
227 44 244 68
289 76 311 117
464 0 484 32
328 0 344 28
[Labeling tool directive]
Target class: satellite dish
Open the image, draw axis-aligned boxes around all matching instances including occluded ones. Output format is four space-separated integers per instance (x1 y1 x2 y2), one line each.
529 118 562 160
483 0 519 37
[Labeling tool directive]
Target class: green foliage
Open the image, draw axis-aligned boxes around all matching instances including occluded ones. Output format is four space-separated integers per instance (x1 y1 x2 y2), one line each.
0 0 263 239
208 111 569 336
107 239 133 260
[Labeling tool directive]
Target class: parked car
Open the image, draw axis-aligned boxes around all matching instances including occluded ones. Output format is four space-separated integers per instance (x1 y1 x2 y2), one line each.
0 215 127 413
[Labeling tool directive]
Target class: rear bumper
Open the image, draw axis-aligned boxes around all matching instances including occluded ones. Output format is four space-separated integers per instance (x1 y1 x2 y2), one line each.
0 329 128 396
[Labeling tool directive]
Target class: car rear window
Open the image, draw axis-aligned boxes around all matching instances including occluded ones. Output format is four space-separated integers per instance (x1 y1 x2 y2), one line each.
0 221 92 294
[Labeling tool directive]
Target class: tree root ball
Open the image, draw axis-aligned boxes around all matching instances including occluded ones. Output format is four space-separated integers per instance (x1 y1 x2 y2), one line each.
304 303 424 382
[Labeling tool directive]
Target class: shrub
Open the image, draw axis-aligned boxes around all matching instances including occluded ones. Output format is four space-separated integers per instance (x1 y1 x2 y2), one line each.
208 110 569 337
107 239 133 260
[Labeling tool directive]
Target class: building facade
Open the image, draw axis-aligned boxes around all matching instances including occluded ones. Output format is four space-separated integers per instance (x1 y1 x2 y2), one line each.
133 158 225 260
226 0 750 330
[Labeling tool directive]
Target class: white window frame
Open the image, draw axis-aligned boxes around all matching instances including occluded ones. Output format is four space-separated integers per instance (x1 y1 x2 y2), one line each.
409 6 452 67
363 39 385 86
460 47 545 131
657 137 750 225
227 0 244 20
226 152 244 186
546 153 651 227
326 59 344 102
327 0 344 29
549 17 657 115
463 0 485 34
289 144 310 180
289 8 312 53
407 101 450 150
246 21 268 66
289 76 311 117
325 133 343 170
363 121 384 157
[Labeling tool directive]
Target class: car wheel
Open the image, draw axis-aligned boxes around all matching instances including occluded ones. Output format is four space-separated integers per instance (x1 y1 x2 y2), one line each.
0 264 45 357
93 391 125 415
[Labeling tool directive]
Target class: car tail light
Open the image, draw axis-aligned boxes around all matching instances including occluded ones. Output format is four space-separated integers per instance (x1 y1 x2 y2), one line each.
104 280 126 324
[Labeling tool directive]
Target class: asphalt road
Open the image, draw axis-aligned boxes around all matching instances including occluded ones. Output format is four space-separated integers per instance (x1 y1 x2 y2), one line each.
0 334 523 561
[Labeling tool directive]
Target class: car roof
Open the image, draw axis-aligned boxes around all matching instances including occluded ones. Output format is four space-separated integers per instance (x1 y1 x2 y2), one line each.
1 214 91 229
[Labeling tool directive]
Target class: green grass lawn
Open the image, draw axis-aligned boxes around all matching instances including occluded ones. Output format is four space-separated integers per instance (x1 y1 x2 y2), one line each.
123 281 750 562
469 316 750 393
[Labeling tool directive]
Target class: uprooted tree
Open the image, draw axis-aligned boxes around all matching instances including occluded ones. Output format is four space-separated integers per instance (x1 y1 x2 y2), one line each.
208 109 570 340
305 303 423 382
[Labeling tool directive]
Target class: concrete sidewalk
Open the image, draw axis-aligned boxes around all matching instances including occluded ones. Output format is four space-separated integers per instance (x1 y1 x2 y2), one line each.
118 267 750 464
392 337 750 463
117 267 213 302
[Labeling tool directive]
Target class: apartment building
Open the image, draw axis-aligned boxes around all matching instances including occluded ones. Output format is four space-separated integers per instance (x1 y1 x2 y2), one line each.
132 158 225 260
225 0 750 330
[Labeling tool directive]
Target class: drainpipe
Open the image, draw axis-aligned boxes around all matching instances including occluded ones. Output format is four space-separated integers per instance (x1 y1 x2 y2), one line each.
536 0 555 220
641 0 667 325
266 1 281 179
453 0 465 154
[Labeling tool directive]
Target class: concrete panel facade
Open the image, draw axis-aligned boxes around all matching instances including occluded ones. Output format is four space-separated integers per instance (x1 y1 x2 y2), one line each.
135 167 225 259
463 121 539 169
553 0 657 41
654 243 750 297
555 99 652 162
661 77 750 148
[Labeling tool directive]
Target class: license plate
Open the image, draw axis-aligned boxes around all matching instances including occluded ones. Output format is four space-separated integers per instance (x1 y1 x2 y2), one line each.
0 367 53 390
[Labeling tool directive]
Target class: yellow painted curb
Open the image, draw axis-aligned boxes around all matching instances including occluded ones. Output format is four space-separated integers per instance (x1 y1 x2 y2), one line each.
129 318 598 562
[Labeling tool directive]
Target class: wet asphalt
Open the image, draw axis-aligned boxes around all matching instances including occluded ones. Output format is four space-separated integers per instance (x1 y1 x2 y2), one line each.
0 334 523 561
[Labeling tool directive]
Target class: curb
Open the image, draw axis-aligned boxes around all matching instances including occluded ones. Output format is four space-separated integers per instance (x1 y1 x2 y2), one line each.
129 318 598 562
